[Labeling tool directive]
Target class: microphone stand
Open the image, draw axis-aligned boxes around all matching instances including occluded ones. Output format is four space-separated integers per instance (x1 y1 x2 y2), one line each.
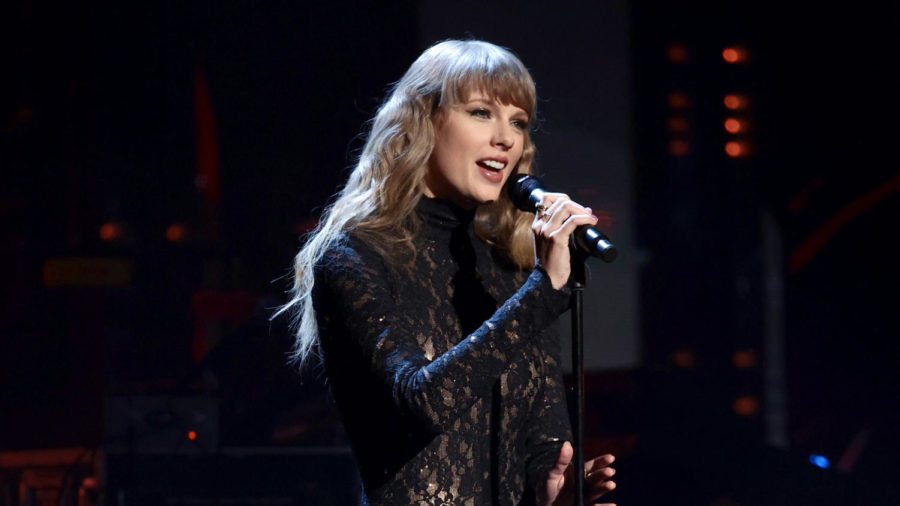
570 244 588 506
508 174 617 503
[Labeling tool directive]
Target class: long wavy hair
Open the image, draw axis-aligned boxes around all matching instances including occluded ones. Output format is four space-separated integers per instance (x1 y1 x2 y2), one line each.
283 39 539 369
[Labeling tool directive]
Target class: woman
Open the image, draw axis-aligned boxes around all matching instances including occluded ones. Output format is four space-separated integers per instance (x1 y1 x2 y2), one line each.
285 40 616 505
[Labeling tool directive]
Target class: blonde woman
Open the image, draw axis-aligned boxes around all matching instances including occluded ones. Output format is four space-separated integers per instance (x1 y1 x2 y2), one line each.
285 40 616 505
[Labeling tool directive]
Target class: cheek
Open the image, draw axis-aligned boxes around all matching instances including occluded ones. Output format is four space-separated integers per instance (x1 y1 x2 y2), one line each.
431 143 457 175
434 128 470 171
513 142 526 167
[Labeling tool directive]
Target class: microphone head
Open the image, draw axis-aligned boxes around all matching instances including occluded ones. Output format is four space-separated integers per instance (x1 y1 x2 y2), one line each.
507 174 544 211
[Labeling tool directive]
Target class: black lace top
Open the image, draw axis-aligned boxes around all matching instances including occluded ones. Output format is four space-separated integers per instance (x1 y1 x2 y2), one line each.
313 198 573 505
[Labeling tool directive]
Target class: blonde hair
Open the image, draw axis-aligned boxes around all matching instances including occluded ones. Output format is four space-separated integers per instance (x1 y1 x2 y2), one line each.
283 40 539 369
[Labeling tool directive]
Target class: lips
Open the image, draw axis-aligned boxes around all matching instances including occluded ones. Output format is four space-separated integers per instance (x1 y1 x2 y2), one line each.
477 158 507 183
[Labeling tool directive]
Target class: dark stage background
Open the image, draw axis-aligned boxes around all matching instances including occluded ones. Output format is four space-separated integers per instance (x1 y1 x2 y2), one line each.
1 1 897 505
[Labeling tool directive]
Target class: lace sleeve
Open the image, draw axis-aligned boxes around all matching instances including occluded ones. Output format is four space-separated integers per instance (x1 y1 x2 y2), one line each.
313 238 571 433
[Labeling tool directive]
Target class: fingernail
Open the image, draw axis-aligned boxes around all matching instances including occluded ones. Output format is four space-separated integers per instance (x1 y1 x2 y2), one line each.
591 214 599 220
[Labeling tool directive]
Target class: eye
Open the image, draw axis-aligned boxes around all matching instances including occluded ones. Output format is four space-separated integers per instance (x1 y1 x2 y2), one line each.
511 119 529 130
469 108 491 118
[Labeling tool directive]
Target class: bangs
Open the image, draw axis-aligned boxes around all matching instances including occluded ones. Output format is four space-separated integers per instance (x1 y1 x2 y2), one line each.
435 42 536 120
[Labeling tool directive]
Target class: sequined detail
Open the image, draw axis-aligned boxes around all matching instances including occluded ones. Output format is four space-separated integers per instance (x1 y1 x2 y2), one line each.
313 198 573 505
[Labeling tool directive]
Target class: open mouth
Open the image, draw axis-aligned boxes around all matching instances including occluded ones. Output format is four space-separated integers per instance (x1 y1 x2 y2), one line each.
477 159 507 183
478 159 506 170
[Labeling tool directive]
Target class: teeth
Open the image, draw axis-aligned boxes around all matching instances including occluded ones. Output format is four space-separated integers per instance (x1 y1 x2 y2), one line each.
481 160 505 170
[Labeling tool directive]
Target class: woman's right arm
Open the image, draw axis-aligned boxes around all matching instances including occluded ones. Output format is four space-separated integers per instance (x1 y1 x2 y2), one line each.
313 238 569 433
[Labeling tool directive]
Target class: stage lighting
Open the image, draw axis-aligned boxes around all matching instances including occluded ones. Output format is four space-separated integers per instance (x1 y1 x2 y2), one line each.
809 454 830 469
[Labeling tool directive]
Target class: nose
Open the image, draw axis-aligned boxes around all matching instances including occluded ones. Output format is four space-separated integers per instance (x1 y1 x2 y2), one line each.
491 122 515 151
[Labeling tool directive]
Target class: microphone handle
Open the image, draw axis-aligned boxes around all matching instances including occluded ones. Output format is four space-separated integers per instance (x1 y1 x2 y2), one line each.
574 225 618 263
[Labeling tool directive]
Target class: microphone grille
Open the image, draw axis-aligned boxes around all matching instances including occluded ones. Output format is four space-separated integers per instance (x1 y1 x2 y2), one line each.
507 174 543 211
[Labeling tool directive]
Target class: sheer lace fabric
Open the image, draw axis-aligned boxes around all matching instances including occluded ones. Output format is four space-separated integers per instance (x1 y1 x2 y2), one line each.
313 198 573 505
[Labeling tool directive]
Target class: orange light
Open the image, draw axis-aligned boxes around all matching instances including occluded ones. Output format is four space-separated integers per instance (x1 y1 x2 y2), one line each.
99 222 123 241
722 48 739 62
724 118 743 133
667 116 690 133
725 141 744 157
668 139 691 157
722 46 748 63
733 349 757 368
666 44 689 63
733 395 759 416
166 223 187 242
187 430 197 441
723 94 749 110
671 349 695 368
667 91 690 110
721 48 740 63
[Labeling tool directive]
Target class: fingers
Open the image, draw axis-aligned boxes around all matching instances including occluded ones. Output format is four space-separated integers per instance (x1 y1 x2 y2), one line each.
541 445 617 506
586 466 616 486
585 454 616 505
584 454 616 504
533 193 587 223
531 193 597 240
538 441 573 505
551 440 573 477
547 442 573 485
585 472 616 504
530 194 598 290
586 478 616 505
584 454 615 473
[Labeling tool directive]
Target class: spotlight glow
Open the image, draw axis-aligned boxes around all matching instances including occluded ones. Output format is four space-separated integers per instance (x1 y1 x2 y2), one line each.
166 223 187 242
725 141 744 157
724 118 743 134
724 94 748 110
100 222 123 241
733 395 759 416
809 454 830 469
722 46 749 63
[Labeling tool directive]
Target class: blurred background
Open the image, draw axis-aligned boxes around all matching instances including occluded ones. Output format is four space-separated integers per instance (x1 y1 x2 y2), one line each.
1 1 897 505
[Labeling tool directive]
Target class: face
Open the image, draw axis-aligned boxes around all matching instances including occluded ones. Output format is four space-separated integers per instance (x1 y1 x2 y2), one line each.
423 92 528 209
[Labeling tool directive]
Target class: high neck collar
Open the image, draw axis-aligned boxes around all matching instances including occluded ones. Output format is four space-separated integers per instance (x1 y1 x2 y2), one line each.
416 197 476 233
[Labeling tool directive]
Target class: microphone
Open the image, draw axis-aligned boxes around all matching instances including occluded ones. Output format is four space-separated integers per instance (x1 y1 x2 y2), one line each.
508 174 618 263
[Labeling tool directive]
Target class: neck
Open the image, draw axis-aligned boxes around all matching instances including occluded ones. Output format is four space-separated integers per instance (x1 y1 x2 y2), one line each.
416 196 476 233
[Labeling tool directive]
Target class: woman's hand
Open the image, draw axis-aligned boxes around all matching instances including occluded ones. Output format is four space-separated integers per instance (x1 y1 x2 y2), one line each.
532 193 599 289
537 441 617 506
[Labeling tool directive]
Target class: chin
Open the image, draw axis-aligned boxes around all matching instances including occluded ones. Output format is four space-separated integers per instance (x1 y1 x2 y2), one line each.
473 188 503 205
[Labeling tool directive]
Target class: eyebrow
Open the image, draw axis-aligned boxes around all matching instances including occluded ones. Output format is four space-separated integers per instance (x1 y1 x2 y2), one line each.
464 97 528 117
